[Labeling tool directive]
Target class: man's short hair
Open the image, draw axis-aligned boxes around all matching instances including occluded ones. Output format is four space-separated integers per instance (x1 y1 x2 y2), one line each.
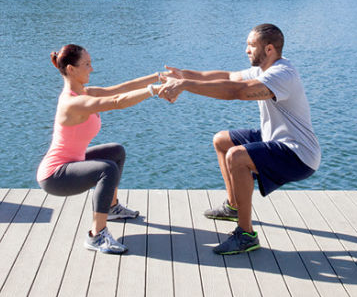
252 24 284 55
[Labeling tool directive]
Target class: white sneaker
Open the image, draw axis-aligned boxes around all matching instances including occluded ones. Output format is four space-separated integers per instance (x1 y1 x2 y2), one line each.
84 227 127 254
107 203 139 220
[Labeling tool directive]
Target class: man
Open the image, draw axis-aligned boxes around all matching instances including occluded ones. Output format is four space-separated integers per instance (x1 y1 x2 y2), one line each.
159 24 321 255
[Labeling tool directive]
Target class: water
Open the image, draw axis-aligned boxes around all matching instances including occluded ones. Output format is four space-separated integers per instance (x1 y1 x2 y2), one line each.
1 0 356 190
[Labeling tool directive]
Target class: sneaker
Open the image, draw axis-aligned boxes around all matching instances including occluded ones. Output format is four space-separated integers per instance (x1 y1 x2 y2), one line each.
84 227 128 254
107 203 139 220
204 199 238 222
213 226 260 255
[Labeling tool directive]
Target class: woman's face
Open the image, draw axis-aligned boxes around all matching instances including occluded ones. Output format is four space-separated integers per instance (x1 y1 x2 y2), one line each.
70 51 93 84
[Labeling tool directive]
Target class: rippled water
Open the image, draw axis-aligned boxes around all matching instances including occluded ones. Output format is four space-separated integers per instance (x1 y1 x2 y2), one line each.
1 0 356 190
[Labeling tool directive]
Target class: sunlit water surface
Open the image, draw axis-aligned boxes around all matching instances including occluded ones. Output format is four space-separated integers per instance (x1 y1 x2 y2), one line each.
1 0 356 190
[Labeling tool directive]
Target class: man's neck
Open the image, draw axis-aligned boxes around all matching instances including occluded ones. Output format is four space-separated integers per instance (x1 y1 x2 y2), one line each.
260 56 282 72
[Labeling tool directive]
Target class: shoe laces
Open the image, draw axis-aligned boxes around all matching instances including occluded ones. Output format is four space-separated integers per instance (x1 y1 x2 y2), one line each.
102 228 118 246
228 227 244 239
111 203 124 214
223 200 236 214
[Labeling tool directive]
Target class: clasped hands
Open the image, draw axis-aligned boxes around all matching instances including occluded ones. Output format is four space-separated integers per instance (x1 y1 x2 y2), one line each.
157 66 185 104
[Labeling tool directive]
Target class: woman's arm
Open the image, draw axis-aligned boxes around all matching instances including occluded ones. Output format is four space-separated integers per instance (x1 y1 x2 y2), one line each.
68 85 161 116
85 72 161 97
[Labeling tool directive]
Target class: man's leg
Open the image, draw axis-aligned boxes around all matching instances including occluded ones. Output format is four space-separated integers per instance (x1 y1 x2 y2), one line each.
213 131 237 208
212 145 260 255
225 145 257 233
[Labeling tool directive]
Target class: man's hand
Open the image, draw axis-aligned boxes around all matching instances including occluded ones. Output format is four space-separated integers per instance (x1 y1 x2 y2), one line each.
163 65 184 80
158 77 184 103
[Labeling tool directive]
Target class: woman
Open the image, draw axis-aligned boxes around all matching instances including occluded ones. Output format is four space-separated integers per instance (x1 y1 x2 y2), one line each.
37 44 162 254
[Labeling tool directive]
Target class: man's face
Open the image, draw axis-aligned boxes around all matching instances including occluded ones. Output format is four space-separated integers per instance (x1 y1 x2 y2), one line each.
246 31 267 67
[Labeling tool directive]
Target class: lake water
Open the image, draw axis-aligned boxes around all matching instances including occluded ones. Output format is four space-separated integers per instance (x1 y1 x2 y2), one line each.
1 0 356 190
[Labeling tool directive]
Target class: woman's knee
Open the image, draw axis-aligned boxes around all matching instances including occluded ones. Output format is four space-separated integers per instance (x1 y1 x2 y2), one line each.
101 160 120 182
111 143 126 164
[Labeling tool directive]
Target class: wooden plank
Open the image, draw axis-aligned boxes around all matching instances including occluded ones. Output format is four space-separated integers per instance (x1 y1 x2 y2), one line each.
0 189 9 203
28 192 88 297
87 189 128 297
288 191 356 295
116 189 148 297
188 190 232 297
345 191 357 208
146 190 174 297
0 189 47 291
58 190 95 297
248 191 291 297
0 189 29 240
325 190 357 260
302 191 357 296
271 190 347 297
208 189 262 297
0 193 65 296
254 190 318 296
168 189 203 297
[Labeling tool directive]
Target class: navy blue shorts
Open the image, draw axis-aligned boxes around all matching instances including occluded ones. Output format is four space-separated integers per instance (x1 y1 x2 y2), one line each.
229 129 315 196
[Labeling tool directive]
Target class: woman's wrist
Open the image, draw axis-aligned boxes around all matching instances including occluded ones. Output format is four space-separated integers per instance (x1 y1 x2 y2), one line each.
147 84 155 96
152 84 161 95
147 84 161 96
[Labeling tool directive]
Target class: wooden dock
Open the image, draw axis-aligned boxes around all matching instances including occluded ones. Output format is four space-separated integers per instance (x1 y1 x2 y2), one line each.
0 189 356 297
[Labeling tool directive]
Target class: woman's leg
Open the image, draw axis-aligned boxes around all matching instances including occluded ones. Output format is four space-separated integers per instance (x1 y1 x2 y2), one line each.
85 143 125 206
85 143 138 219
39 158 120 235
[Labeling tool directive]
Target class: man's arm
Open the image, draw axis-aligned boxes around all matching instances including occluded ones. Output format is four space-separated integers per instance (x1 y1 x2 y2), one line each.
164 66 242 81
159 77 274 102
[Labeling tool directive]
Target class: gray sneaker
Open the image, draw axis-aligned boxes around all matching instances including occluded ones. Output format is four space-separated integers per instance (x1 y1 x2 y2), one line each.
107 203 139 220
84 227 128 254
213 226 260 255
204 199 238 222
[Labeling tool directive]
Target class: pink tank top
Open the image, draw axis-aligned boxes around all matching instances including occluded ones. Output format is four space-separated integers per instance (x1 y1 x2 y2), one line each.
37 91 101 182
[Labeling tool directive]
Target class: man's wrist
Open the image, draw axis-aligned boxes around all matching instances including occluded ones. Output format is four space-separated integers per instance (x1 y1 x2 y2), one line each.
179 79 188 91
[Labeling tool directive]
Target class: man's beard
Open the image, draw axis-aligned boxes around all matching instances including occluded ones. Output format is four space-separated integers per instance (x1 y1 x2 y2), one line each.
250 50 267 66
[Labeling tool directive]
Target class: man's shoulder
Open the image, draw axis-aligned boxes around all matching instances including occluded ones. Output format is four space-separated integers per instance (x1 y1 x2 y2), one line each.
270 58 295 71
265 58 298 79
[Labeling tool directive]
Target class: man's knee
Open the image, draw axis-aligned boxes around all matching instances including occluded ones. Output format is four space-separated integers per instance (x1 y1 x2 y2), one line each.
226 146 252 171
213 131 233 152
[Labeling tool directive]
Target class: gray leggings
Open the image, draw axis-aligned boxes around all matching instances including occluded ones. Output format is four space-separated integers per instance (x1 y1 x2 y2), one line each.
39 143 125 213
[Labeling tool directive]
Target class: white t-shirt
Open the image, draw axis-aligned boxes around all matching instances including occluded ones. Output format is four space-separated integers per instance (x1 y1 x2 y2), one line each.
241 58 321 170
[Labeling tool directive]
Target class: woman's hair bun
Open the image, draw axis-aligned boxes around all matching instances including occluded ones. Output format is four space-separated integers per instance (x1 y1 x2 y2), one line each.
50 45 85 75
50 51 59 68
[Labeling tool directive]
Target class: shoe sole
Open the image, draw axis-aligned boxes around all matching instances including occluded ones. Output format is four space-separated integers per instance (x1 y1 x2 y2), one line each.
84 243 128 254
107 212 139 221
215 244 261 255
205 215 238 222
